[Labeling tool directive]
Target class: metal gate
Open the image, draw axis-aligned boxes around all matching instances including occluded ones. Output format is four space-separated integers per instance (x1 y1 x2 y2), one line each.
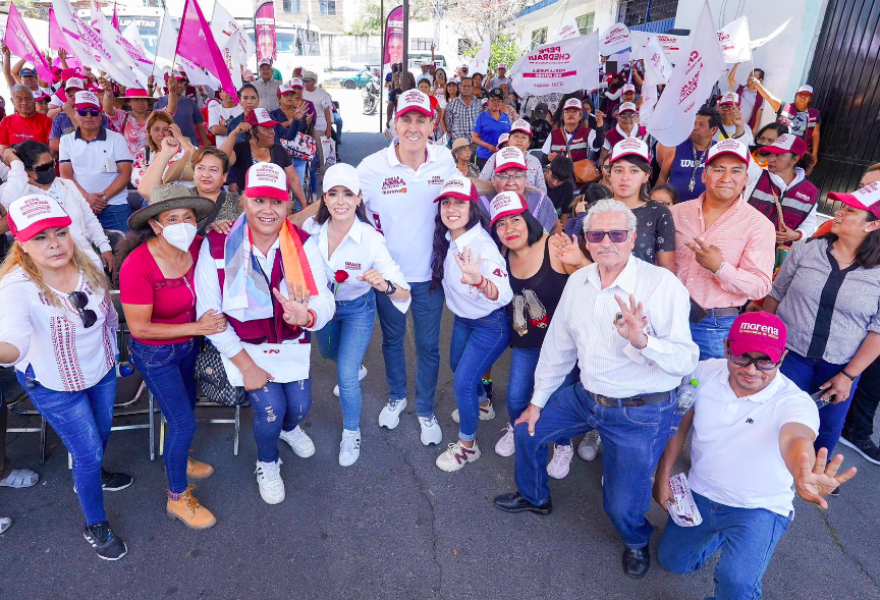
807 0 880 213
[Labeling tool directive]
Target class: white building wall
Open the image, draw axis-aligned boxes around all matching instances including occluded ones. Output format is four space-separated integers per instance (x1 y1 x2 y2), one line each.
507 0 620 51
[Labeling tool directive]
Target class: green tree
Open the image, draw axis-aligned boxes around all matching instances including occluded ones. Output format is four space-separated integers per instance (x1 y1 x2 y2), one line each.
349 1 400 35
460 34 522 73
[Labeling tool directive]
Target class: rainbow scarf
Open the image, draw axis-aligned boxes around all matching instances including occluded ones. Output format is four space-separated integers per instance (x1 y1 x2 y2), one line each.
222 214 318 323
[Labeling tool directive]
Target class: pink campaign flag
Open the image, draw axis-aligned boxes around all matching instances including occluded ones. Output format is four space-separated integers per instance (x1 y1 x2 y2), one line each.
112 2 121 32
4 4 54 82
50 8 76 55
175 0 239 101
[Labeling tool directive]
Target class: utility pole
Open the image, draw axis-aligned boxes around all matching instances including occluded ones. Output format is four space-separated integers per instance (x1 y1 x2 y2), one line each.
402 0 410 89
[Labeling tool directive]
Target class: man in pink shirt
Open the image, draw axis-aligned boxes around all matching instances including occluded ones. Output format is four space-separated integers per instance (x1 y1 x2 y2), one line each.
671 139 775 359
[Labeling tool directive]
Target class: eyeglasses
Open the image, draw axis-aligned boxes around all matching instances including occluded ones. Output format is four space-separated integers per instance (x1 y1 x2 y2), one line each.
76 109 101 117
30 160 55 173
585 230 629 243
726 349 779 371
68 291 97 328
495 172 527 182
618 114 636 120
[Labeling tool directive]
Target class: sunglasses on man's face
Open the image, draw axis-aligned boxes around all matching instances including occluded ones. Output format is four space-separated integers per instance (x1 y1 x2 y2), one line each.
68 291 98 328
585 230 629 244
726 349 779 371
77 108 101 117
30 160 55 173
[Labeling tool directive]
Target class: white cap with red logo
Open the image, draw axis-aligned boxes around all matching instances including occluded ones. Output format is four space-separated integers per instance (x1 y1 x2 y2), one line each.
497 133 510 148
494 147 527 173
73 91 101 110
706 138 751 165
509 119 533 136
433 173 477 203
610 138 650 163
797 85 814 95
562 98 583 111
718 91 741 106
259 57 273 67
762 133 807 158
277 84 295 97
618 102 638 115
489 191 527 225
65 77 86 91
289 78 304 88
396 89 433 118
7 194 72 242
245 162 289 202
828 182 880 219
622 84 636 94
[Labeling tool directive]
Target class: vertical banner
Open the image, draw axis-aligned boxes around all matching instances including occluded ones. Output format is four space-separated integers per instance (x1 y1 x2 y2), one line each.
510 33 600 96
254 1 277 63
5 4 55 82
383 6 404 72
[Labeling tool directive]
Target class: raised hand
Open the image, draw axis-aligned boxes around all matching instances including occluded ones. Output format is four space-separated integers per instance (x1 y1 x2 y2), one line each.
272 280 311 327
795 448 857 509
549 232 586 267
594 110 605 129
453 247 483 285
614 293 649 349
160 135 180 155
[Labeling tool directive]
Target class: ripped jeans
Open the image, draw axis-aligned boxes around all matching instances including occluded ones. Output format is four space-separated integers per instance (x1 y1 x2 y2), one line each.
248 379 312 463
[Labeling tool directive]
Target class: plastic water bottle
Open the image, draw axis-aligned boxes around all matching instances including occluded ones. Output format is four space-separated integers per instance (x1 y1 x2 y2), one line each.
115 354 135 377
675 379 699 415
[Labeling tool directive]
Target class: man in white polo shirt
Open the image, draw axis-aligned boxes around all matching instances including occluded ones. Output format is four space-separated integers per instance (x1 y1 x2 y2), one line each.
59 91 134 232
654 312 856 599
357 89 456 445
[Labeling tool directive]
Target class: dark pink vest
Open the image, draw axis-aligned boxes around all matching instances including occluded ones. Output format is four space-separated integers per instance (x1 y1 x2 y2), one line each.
549 126 591 162
605 125 647 148
747 171 819 244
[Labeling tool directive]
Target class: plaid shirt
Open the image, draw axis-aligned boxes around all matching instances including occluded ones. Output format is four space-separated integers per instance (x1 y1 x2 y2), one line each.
445 96 483 144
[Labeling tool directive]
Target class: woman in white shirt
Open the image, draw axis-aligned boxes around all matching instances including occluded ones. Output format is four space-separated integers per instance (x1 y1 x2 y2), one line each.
303 164 410 466
1 143 113 271
0 194 129 561
429 174 513 472
194 163 334 505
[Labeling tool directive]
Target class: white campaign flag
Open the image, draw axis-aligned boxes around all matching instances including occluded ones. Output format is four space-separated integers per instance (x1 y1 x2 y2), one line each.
639 64 660 127
95 8 152 83
599 23 631 56
717 16 752 63
211 1 253 89
155 8 179 67
646 2 725 147
511 33 600 96
633 30 688 64
556 18 580 42
468 38 491 75
644 34 672 84
750 18 791 50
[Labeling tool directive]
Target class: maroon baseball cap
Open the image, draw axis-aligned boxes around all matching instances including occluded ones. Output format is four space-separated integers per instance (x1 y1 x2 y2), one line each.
727 313 787 363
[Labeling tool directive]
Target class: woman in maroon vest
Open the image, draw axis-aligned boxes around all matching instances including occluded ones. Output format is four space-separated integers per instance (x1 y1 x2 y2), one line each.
599 102 646 164
194 163 334 506
542 98 605 164
746 133 819 246
754 81 821 165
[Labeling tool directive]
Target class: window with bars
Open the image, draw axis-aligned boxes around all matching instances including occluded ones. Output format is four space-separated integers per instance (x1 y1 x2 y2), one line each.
576 12 595 34
412 38 433 51
319 0 337 16
531 27 547 49
282 0 302 13
618 0 678 27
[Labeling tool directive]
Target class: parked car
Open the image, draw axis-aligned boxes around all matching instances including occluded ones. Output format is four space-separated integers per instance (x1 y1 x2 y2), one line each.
341 68 379 89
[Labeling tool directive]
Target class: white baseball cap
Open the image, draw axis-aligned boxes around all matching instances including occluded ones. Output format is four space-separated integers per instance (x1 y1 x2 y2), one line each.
762 133 807 158
245 107 280 128
73 91 101 110
622 84 637 94
433 173 477 203
65 77 86 91
489 191 527 226
245 163 289 202
563 98 583 111
323 163 361 195
718 91 741 106
289 78 304 89
497 133 510 148
618 102 638 115
396 89 433 118
509 119 533 136
494 147 527 173
497 63 507 69
259 58 273 67
706 138 751 165
797 85 814 95
828 182 880 219
7 194 72 242
277 84 295 97
610 138 650 163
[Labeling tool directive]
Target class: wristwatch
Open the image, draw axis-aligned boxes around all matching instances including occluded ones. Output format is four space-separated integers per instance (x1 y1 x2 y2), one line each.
385 280 397 295
99 194 107 201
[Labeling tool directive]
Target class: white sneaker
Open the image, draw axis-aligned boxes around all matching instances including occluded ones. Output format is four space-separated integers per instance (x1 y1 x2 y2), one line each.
547 444 574 480
333 365 368 397
378 398 407 429
451 401 496 424
418 415 443 446
577 430 601 462
339 429 361 467
436 441 481 472
254 460 285 504
494 424 515 457
279 426 316 458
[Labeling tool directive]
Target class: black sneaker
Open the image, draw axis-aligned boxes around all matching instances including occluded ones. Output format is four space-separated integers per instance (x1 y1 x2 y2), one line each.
482 379 494 402
83 521 128 560
101 470 133 492
838 435 880 466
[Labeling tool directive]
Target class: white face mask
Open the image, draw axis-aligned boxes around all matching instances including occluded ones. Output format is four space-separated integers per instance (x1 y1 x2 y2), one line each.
155 221 197 252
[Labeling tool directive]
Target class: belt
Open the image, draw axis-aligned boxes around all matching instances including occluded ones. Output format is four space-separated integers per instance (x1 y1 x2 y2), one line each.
704 307 741 318
588 390 671 408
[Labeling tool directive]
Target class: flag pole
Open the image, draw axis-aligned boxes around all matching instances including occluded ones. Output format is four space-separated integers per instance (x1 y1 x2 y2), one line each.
379 0 385 133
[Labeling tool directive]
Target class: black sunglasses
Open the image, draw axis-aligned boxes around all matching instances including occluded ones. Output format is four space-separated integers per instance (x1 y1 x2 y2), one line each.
585 230 629 243
30 160 55 173
77 108 101 117
726 349 780 371
69 291 98 328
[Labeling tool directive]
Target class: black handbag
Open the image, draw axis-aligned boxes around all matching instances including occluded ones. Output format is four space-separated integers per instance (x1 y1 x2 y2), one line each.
194 338 244 406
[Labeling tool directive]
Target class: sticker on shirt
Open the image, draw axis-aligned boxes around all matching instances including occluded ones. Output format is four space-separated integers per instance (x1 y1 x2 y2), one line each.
381 176 407 195
427 175 444 186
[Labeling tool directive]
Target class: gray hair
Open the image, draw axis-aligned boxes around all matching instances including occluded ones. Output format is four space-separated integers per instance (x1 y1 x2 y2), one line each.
582 199 637 234
10 84 33 97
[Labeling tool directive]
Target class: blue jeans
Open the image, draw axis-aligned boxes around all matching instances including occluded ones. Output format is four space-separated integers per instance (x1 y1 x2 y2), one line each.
293 158 307 193
16 365 116 526
375 281 445 417
97 203 132 233
658 492 791 600
310 153 320 197
690 315 738 360
248 379 312 463
780 351 859 456
315 292 377 431
507 346 575 446
450 310 511 441
129 339 198 494
514 382 677 548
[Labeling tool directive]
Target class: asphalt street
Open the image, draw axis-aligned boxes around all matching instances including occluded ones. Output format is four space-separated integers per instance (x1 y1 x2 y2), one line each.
2 89 879 600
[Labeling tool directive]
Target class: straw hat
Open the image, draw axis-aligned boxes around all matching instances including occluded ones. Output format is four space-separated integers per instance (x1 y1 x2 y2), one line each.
128 185 216 230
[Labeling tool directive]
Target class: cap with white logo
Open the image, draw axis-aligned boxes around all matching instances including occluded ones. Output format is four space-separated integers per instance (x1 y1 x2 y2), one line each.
718 91 740 106
609 138 650 163
277 84 295 97
245 108 280 128
65 77 86 92
245 162 289 202
259 58 273 67
828 182 880 219
562 98 583 111
290 78 304 89
706 138 751 165
509 119 533 137
762 134 807 158
73 91 101 110
7 194 72 242
433 173 477 203
489 191 527 226
618 102 638 115
494 147 527 173
395 89 433 118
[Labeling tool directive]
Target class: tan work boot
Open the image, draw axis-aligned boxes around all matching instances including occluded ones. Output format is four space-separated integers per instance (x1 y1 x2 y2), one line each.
166 488 217 530
187 457 214 480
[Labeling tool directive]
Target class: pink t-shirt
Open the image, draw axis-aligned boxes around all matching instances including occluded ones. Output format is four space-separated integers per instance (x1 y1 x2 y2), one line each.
119 238 202 345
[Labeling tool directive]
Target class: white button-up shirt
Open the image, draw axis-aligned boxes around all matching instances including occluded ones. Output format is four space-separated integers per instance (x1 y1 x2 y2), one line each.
303 217 411 313
357 139 456 282
531 255 699 407
687 359 819 516
442 224 513 319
